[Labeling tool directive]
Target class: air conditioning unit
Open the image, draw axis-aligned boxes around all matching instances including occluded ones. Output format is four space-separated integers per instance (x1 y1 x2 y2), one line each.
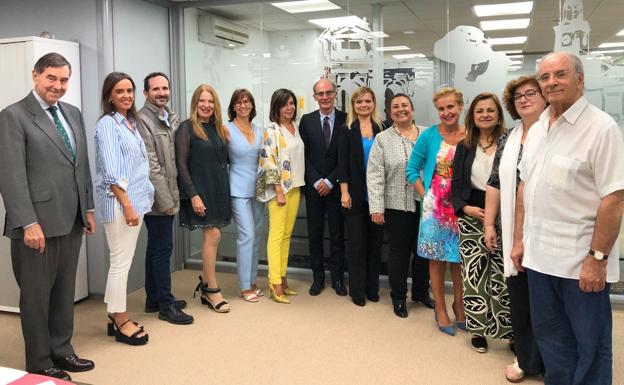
198 14 249 49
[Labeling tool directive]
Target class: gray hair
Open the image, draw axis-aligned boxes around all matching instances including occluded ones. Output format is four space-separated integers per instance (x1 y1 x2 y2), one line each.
33 52 72 75
539 51 584 74
312 78 336 94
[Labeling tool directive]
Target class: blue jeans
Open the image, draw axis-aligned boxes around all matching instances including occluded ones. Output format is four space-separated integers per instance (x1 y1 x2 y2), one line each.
144 214 175 308
231 197 265 290
526 268 612 385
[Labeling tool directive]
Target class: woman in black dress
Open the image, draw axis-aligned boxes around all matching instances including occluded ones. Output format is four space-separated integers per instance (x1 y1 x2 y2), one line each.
175 84 232 313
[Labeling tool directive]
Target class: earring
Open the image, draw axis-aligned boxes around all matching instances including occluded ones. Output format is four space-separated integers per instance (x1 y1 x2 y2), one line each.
108 99 113 104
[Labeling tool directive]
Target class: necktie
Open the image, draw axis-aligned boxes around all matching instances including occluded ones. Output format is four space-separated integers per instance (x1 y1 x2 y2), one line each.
322 116 331 147
48 106 75 161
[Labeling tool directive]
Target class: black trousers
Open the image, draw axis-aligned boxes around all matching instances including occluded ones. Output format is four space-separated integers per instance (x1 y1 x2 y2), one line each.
345 201 384 300
305 189 345 283
507 272 543 375
11 216 83 372
384 208 430 301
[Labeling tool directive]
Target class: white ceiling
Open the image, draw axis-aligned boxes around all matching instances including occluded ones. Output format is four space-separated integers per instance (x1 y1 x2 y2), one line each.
181 0 624 57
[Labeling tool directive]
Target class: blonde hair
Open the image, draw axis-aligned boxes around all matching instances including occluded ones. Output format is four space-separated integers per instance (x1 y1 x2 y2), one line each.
189 84 229 142
432 87 464 106
347 86 382 129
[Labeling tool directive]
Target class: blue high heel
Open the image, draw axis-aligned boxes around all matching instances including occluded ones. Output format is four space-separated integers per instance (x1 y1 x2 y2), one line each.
435 313 456 336
456 321 467 331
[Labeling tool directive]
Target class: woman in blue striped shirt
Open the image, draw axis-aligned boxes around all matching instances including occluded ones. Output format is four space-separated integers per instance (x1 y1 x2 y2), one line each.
95 72 154 346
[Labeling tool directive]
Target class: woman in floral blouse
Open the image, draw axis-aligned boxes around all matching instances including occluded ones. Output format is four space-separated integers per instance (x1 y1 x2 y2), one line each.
256 88 304 304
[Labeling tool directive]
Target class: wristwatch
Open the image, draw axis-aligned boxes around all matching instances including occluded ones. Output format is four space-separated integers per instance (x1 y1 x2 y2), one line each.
589 249 608 261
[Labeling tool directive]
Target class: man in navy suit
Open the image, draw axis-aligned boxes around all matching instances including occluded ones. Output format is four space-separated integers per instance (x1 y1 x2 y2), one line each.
299 79 347 296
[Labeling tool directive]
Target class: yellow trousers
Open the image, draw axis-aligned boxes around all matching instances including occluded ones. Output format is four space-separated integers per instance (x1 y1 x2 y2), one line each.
267 188 300 285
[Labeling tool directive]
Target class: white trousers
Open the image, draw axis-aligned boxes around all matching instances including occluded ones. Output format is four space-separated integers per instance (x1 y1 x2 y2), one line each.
104 203 143 313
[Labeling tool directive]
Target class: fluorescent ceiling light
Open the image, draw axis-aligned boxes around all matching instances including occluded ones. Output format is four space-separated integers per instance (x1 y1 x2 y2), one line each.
392 53 426 59
474 1 533 17
593 48 624 54
402 30 416 35
369 31 389 38
598 41 624 48
480 18 530 31
497 49 523 54
508 66 521 71
617 29 624 36
308 15 367 29
509 59 523 65
488 36 527 45
507 54 523 59
375 45 410 52
271 0 339 14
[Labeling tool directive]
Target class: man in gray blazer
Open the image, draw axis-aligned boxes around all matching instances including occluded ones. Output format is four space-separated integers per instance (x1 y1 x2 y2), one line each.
0 53 95 381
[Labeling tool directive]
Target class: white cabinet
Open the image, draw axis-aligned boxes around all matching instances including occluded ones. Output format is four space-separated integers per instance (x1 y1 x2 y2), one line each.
0 36 88 312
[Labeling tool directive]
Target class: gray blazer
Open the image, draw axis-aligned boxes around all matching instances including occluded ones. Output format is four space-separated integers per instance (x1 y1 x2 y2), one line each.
0 92 94 239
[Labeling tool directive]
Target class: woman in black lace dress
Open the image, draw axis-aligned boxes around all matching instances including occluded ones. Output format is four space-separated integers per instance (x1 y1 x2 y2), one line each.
175 84 232 313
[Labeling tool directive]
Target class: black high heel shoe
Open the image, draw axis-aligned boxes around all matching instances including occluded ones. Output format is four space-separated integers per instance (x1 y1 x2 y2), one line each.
194 275 231 313
106 315 148 346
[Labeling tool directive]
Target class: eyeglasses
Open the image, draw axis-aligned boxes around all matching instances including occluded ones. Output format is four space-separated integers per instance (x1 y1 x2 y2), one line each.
536 69 571 84
513 89 541 102
315 90 335 97
234 100 251 107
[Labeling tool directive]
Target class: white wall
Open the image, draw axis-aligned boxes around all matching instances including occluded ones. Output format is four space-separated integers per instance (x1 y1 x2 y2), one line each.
184 8 327 127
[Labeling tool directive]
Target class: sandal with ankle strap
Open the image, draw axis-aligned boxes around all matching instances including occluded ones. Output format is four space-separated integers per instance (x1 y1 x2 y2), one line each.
107 315 148 346
194 276 231 313
107 314 143 337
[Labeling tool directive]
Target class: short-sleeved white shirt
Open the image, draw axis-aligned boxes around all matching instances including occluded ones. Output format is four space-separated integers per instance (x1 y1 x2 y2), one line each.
519 96 624 282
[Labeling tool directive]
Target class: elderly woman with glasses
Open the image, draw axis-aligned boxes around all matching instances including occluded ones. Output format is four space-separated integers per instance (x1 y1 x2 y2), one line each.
483 76 547 382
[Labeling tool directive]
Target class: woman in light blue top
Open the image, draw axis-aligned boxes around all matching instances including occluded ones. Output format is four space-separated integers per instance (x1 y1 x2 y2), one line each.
405 87 466 336
95 72 153 345
226 89 265 302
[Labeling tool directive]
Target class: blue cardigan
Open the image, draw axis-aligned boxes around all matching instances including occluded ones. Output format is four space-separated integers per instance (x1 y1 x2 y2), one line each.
406 125 443 194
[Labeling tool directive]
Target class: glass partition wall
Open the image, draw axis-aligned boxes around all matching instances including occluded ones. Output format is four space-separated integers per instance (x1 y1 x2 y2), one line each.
181 0 624 294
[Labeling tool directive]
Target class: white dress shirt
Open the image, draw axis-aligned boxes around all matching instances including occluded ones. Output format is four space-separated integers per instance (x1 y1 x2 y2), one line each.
520 96 624 282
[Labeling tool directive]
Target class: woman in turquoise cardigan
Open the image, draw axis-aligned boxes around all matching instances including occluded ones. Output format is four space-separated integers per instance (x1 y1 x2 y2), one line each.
405 87 466 336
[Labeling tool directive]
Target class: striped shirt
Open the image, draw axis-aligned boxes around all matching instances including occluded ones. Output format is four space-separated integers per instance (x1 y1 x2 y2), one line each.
95 112 154 223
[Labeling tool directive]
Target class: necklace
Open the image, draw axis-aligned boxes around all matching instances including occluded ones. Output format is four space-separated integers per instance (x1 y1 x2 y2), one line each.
393 124 418 142
234 120 253 136
478 137 495 151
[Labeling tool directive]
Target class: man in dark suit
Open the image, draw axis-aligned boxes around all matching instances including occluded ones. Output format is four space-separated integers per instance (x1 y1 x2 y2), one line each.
0 53 96 381
299 78 347 296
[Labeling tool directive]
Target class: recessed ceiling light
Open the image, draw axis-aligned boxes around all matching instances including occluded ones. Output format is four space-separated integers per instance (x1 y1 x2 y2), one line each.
598 41 624 48
474 1 533 17
480 18 530 31
616 29 624 36
369 31 389 38
375 45 410 52
308 15 367 29
271 0 340 14
488 36 527 45
392 53 426 59
402 30 416 35
592 48 624 54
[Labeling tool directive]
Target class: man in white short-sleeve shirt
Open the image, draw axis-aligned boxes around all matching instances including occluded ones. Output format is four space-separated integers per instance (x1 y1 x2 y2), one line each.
511 51 624 385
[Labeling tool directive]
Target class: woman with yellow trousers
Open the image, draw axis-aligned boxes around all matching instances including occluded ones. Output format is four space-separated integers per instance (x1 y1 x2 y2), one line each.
256 89 305 303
